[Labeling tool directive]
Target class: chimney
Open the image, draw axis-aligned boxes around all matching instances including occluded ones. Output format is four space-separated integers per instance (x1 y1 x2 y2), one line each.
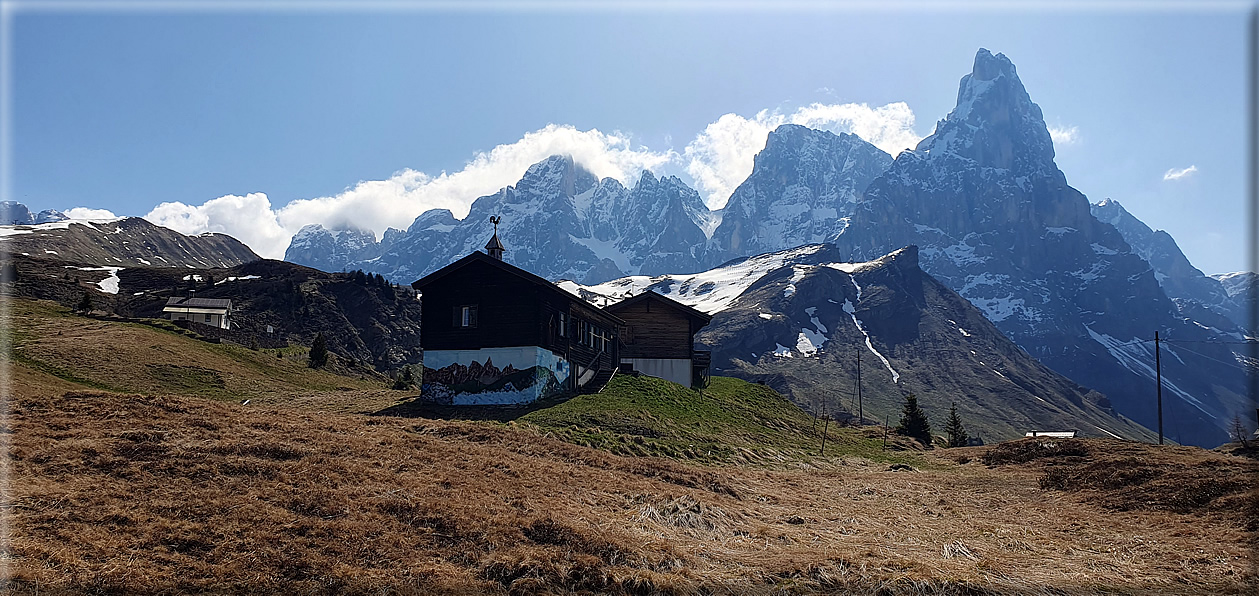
485 215 505 261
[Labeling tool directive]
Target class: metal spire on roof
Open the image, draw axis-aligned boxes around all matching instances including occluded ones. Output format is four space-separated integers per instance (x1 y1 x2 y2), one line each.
485 215 505 260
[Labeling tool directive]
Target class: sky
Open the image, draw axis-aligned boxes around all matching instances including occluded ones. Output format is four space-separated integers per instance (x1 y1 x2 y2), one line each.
4 2 1254 275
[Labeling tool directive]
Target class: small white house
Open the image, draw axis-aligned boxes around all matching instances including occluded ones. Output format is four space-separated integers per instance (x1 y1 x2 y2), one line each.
163 297 232 329
1024 430 1078 438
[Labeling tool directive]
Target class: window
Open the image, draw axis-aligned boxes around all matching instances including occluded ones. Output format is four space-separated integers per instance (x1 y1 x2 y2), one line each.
205 313 212 323
453 305 478 328
557 312 568 338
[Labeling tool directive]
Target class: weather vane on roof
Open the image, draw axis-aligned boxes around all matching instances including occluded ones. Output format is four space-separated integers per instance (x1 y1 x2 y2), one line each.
490 215 501 234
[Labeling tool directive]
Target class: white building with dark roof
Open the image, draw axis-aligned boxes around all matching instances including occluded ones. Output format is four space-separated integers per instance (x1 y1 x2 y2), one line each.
163 297 233 329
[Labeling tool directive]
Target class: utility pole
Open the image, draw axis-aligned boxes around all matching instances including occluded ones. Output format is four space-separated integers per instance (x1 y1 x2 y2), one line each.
1155 331 1163 445
820 414 830 457
856 348 863 424
883 414 889 450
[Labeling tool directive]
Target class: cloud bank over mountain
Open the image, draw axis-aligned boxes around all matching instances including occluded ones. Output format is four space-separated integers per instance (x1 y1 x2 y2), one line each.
134 102 921 259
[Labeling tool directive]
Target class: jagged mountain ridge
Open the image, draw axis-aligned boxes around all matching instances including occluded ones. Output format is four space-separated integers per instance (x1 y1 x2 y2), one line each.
284 125 895 285
277 47 1246 446
1091 198 1248 332
286 157 723 284
1 215 260 270
830 49 1248 447
0 200 68 225
561 244 1155 443
709 124 893 259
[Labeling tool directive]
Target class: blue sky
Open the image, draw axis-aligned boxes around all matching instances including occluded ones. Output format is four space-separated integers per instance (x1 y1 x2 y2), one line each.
5 3 1253 273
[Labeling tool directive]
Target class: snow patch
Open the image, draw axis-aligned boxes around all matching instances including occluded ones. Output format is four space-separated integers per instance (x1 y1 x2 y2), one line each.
561 244 830 314
841 275 899 383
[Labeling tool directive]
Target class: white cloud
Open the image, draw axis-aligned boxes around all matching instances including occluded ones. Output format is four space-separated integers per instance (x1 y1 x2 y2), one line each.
63 207 118 220
138 103 923 258
1163 165 1198 181
683 102 922 209
1048 125 1079 146
143 124 674 259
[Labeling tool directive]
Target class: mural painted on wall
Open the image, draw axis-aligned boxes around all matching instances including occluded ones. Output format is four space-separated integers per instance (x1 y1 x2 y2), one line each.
422 347 570 405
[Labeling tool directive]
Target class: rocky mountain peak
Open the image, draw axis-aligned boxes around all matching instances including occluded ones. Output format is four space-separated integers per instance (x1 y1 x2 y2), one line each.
516 154 597 198
917 48 1054 173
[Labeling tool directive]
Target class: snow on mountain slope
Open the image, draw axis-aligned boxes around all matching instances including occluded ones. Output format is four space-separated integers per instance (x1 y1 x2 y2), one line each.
709 124 892 263
832 48 1248 447
557 244 838 314
1091 198 1245 331
564 243 1154 443
1 215 259 269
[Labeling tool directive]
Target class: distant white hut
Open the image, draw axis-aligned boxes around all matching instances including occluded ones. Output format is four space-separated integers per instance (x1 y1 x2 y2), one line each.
1024 431 1078 439
163 297 232 329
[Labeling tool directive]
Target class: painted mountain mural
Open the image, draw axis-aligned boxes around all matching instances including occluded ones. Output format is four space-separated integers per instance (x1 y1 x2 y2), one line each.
284 48 1253 447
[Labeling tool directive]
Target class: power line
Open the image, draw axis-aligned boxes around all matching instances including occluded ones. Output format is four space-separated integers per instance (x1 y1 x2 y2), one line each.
1163 342 1254 372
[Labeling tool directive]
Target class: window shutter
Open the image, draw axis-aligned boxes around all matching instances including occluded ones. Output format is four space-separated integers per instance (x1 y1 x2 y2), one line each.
469 306 477 328
453 306 459 327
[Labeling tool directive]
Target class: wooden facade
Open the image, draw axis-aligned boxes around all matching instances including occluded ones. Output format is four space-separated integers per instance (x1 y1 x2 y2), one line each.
604 291 712 388
413 252 622 387
607 292 709 359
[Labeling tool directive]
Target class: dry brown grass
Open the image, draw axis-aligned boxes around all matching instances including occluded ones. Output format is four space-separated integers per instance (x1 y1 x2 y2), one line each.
5 388 1256 595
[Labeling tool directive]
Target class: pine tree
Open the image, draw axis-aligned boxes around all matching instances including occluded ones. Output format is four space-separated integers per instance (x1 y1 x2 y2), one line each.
308 332 329 369
392 365 415 390
1230 413 1251 448
944 402 970 448
896 393 932 444
76 291 93 314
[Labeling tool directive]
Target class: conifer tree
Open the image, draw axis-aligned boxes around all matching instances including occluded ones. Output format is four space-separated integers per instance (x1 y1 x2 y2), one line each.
308 332 329 368
945 402 970 447
392 365 415 390
76 291 93 314
896 393 932 444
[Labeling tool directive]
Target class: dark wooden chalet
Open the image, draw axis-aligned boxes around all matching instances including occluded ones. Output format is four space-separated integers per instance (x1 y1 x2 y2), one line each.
412 248 623 400
603 291 713 389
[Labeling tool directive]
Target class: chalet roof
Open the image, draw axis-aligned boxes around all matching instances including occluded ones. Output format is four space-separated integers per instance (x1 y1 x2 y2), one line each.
164 297 232 310
412 251 625 326
603 290 713 327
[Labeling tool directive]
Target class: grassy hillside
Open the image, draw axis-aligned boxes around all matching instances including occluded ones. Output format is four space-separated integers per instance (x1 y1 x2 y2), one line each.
514 374 924 465
7 298 405 412
9 389 1254 594
7 296 1256 593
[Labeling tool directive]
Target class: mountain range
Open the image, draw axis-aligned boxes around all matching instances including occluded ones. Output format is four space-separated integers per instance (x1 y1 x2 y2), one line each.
283 48 1252 447
0 215 260 270
561 243 1155 443
7 49 1251 447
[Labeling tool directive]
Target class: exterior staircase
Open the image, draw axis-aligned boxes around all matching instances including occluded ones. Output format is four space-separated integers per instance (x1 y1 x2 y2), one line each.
582 368 617 394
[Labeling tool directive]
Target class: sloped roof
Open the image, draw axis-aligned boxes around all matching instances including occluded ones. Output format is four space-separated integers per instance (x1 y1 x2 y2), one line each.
412 251 625 326
603 290 713 327
165 297 232 310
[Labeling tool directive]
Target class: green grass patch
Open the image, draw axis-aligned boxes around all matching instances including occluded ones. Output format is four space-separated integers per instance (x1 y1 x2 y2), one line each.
10 350 128 393
516 374 926 466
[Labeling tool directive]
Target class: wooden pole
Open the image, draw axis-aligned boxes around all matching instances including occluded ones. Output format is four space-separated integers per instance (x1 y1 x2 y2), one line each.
1155 331 1163 445
883 414 889 450
820 414 830 457
857 348 863 424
